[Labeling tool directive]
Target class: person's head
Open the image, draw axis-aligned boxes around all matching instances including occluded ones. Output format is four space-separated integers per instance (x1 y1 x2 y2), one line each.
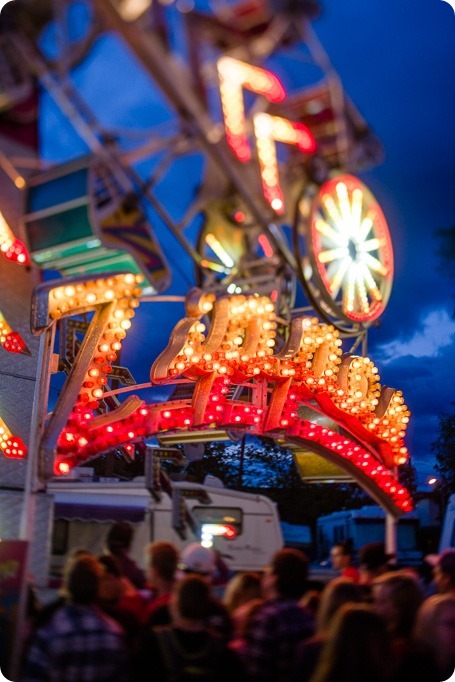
147 541 179 584
414 594 455 676
177 542 216 579
263 548 309 600
425 549 455 594
371 570 424 638
106 521 134 556
97 554 124 602
359 542 394 583
330 541 354 571
223 571 262 612
231 597 265 639
311 603 391 682
170 574 213 626
316 576 364 633
63 554 103 605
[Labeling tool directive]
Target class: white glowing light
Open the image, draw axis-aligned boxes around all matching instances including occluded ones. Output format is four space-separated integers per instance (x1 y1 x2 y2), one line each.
315 181 391 318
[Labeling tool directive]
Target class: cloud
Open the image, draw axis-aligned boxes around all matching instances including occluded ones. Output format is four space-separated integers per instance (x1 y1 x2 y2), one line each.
374 309 455 363
370 328 455 483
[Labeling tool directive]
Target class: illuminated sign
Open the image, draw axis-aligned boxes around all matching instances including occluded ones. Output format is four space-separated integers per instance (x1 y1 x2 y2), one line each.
0 417 27 459
0 210 29 266
0 311 29 355
30 274 412 514
217 57 316 213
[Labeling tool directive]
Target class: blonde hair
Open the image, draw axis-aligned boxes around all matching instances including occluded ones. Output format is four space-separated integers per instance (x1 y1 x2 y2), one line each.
316 577 363 632
223 571 262 612
310 603 390 682
372 570 424 637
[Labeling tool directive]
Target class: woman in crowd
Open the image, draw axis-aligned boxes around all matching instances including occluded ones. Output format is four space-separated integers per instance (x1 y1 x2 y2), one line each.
291 577 363 682
371 570 439 681
308 603 391 682
414 593 455 681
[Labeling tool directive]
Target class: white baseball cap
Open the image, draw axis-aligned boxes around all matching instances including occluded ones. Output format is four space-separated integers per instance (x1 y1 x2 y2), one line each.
178 542 216 576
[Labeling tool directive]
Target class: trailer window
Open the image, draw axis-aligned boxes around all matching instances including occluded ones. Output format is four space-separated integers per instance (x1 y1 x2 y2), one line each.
192 507 243 537
397 522 419 550
52 519 69 556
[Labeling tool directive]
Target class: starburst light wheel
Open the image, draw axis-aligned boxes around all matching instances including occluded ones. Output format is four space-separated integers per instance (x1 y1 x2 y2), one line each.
294 173 394 330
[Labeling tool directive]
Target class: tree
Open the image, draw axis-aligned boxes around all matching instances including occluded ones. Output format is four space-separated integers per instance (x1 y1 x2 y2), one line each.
435 225 455 283
398 458 418 501
186 436 377 527
431 409 455 497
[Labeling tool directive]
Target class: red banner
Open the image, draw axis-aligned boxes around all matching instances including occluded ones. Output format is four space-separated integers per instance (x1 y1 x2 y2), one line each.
0 540 29 680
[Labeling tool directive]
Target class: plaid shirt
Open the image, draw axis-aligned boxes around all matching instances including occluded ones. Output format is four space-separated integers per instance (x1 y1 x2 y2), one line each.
244 598 315 682
22 603 128 682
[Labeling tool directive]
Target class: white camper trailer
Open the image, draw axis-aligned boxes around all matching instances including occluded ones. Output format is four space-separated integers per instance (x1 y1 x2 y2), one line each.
48 476 283 576
317 505 423 566
439 494 455 552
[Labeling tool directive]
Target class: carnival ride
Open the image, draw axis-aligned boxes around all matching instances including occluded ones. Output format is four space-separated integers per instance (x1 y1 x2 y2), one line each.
0 0 410 517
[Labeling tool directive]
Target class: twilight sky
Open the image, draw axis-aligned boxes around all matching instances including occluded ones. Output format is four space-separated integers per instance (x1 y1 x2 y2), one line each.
313 0 455 485
33 0 455 486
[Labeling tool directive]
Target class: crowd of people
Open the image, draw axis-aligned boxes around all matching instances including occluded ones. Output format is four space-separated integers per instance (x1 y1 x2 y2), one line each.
18 522 455 682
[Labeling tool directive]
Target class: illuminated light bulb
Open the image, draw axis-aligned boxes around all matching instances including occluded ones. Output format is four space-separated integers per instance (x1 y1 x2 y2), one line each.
58 461 71 475
271 197 283 211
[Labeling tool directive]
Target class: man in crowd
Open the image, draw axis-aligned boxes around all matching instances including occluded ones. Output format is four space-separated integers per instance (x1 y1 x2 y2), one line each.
330 540 360 583
359 542 395 585
23 554 128 681
425 548 455 595
244 548 315 682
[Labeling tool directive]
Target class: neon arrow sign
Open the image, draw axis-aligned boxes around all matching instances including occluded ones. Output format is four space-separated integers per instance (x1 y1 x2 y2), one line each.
217 56 316 214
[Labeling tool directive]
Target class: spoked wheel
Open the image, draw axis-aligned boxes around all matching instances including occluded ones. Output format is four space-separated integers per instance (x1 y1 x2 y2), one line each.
294 173 394 333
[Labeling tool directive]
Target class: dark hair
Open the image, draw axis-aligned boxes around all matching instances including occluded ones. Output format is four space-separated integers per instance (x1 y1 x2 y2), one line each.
64 555 102 605
98 553 122 578
106 522 134 554
439 549 455 583
271 548 309 600
359 542 393 571
332 540 353 557
148 541 179 582
175 575 212 621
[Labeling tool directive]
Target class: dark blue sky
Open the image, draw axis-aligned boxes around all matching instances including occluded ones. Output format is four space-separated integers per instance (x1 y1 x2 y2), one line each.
313 0 455 485
38 0 455 485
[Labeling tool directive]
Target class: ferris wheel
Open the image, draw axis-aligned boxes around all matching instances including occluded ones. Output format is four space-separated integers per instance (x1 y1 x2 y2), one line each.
0 0 391 341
